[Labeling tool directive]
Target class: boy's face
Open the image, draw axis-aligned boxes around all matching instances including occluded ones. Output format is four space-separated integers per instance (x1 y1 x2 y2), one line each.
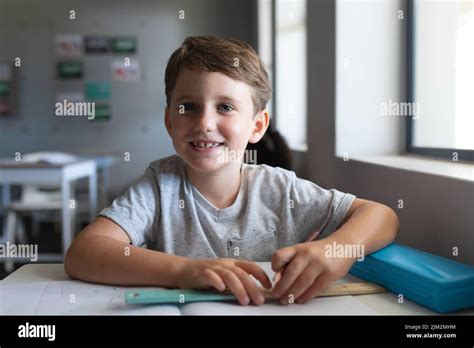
165 67 268 174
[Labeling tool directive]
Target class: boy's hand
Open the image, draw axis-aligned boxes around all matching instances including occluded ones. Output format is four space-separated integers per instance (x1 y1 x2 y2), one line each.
177 258 272 306
271 240 357 305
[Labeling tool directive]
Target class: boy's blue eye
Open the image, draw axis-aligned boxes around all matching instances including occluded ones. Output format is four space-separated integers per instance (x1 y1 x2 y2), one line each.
177 103 234 114
218 104 234 112
179 103 196 112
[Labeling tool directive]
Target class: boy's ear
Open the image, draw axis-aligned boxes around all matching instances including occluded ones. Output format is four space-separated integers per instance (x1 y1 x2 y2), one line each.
248 109 270 144
164 107 172 136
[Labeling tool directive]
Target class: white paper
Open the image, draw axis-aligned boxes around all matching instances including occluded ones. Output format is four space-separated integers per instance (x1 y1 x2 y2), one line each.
0 281 181 315
180 295 376 315
0 282 49 315
0 262 375 316
176 262 375 315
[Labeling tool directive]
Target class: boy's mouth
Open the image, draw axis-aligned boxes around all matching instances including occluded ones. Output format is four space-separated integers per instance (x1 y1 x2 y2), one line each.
189 141 224 149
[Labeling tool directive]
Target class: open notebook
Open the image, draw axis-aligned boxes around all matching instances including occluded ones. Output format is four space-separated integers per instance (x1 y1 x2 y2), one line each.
0 264 376 315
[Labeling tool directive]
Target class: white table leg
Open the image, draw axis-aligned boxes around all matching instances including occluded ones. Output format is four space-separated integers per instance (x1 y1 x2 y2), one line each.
1 184 12 241
2 183 11 209
88 169 98 221
61 177 72 256
99 167 111 209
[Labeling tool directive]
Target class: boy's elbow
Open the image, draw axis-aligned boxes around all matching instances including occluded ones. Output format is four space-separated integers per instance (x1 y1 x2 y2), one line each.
381 203 400 240
64 246 75 279
64 240 82 280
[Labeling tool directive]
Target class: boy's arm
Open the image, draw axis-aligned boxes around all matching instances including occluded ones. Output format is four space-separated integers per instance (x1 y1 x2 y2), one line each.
64 217 188 287
65 217 272 305
329 198 400 255
271 198 399 304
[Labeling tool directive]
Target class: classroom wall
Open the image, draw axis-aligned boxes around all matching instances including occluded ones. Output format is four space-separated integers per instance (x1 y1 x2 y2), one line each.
307 0 474 265
0 0 258 197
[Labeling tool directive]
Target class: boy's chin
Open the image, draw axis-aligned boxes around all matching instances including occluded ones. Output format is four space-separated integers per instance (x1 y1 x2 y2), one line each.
180 154 225 172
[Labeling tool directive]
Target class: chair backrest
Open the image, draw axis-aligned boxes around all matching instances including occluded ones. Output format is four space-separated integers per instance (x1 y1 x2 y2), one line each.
22 152 78 165
20 185 62 204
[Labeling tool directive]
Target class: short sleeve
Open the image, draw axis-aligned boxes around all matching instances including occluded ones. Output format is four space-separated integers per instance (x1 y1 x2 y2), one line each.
290 175 356 242
98 166 160 247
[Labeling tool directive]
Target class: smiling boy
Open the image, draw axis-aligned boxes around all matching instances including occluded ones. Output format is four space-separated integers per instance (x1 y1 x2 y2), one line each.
65 36 399 306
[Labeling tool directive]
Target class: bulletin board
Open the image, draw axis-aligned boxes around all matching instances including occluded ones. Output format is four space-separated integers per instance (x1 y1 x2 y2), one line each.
0 63 15 117
55 34 139 123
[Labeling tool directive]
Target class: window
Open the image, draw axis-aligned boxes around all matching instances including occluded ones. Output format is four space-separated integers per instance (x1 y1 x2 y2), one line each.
407 0 474 161
274 0 307 151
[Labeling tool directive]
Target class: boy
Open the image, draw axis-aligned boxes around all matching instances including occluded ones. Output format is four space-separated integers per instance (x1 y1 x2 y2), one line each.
65 36 399 306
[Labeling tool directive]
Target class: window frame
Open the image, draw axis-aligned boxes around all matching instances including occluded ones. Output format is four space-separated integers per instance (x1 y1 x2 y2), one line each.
270 0 308 152
271 0 277 126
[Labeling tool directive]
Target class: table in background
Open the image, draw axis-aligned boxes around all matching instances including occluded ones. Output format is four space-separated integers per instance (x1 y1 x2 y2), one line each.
0 160 97 260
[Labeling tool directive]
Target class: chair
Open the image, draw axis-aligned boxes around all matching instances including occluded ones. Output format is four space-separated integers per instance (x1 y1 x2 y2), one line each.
1 152 80 272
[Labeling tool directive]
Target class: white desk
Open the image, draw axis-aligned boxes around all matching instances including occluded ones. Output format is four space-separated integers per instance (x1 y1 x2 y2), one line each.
0 160 97 257
4 263 471 315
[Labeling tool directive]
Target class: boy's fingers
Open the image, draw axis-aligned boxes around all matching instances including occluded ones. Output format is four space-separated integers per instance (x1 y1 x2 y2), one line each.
282 265 322 303
297 272 332 304
271 247 297 273
216 269 249 306
273 272 282 284
272 257 308 298
233 267 265 305
235 261 272 289
202 269 226 291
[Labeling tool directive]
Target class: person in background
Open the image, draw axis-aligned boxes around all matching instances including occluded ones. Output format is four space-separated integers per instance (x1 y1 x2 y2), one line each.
245 122 293 170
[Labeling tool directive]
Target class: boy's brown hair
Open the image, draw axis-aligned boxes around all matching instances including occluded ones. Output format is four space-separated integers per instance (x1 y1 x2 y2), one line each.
165 35 271 113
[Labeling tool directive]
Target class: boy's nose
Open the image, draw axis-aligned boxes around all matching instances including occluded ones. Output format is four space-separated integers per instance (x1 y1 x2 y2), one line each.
195 106 217 132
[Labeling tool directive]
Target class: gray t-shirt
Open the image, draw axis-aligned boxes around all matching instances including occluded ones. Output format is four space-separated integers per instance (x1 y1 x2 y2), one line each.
99 155 356 261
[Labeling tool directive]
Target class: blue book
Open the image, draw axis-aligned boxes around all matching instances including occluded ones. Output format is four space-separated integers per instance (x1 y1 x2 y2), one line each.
350 243 474 313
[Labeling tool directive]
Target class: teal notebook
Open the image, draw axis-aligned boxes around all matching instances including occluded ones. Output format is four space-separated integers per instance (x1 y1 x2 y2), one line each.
126 289 236 305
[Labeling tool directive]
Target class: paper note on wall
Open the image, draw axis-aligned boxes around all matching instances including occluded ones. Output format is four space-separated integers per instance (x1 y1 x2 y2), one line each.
55 34 82 57
111 59 140 82
0 63 12 81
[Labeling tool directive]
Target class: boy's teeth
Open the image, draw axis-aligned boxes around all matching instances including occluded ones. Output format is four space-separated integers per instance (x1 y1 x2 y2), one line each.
192 142 222 148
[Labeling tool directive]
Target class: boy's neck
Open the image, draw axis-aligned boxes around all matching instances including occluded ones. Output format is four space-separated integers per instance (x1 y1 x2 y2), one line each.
186 162 242 209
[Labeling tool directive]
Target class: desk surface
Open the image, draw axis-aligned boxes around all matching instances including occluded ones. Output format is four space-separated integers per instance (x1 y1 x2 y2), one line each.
0 159 91 169
3 263 466 315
